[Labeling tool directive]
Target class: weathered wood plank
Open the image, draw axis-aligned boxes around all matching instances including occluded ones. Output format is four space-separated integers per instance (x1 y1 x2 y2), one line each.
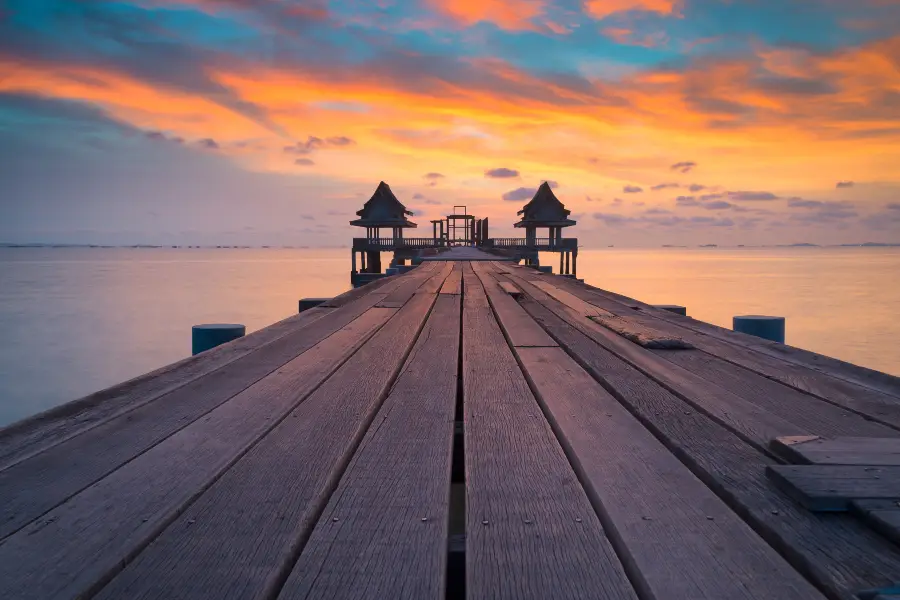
278 293 460 600
592 315 693 349
440 262 462 294
768 465 900 511
772 437 900 466
0 287 412 540
92 291 442 600
530 279 613 317
853 499 900 546
462 266 636 600
503 271 806 453
378 264 442 307
498 281 521 298
0 306 333 472
654 351 897 440
517 346 824 600
0 304 401 600
471 263 556 348
417 262 454 295
517 291 900 600
545 276 900 421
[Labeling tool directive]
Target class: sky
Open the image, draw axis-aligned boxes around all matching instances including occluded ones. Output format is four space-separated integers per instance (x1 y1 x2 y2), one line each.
1 0 899 247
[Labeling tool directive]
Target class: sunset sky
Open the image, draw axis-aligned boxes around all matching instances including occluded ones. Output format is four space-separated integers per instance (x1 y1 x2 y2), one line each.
1 0 899 246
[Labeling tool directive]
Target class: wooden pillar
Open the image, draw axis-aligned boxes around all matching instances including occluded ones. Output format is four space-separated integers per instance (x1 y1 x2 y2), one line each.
352 250 357 274
573 249 577 277
559 252 563 274
483 217 489 241
565 251 570 275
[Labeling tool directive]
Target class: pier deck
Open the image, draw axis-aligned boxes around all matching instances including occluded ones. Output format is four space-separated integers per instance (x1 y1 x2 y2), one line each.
3 260 900 599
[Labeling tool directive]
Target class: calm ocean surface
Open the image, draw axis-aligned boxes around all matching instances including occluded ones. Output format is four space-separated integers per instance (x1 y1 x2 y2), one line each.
1 246 898 426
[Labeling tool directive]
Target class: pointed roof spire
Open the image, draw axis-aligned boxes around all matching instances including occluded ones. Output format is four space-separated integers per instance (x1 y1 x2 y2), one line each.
514 182 576 228
350 181 418 228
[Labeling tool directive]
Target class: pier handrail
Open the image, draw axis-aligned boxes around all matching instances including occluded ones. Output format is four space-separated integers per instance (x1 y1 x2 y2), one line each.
352 237 447 250
484 237 577 249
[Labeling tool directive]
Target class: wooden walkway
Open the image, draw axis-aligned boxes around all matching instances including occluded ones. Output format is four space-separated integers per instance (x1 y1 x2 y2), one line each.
2 260 900 599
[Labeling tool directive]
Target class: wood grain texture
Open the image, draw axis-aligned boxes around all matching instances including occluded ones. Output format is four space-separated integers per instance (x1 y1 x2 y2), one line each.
278 293 460 600
378 264 441 307
530 279 613 317
504 271 805 453
0 306 398 600
772 437 900 466
532 265 900 400
517 292 900 600
544 275 900 422
499 281 521 297
0 305 334 472
655 351 898 439
0 290 407 541
591 315 693 349
418 263 454 295
471 263 556 348
462 266 637 600
517 346 824 600
768 465 900 511
93 291 442 600
440 263 462 294
853 500 900 546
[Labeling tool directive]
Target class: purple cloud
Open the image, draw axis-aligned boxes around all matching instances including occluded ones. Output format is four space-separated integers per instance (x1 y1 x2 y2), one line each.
703 200 733 210
671 161 697 173
888 203 900 210
651 183 679 191
198 138 219 150
294 158 315 166
728 191 779 201
623 185 643 193
502 181 558 201
688 184 707 193
424 172 445 179
485 168 520 178
836 181 855 188
284 135 355 154
675 196 698 206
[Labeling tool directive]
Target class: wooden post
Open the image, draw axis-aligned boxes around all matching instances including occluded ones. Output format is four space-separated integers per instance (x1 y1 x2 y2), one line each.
655 305 686 316
572 249 577 277
559 252 563 274
352 251 357 274
733 315 785 343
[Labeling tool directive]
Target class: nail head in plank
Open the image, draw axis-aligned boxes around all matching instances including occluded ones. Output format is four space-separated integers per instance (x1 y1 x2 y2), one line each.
517 346 825 600
772 436 900 466
93 293 439 600
279 293 460 600
767 465 900 512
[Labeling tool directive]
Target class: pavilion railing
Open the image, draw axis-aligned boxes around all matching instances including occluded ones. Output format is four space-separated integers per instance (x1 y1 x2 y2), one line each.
484 238 577 250
353 237 447 250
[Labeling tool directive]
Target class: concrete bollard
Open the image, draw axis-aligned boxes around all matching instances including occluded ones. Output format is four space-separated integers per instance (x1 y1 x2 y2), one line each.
733 315 785 343
298 298 330 313
385 267 399 276
655 305 687 316
192 324 245 355
537 266 552 274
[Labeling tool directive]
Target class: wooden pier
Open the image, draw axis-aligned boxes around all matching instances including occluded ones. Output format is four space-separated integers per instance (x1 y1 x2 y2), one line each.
3 250 900 599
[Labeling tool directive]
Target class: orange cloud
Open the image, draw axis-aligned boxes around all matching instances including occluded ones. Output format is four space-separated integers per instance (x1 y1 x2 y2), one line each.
585 0 680 20
429 0 547 30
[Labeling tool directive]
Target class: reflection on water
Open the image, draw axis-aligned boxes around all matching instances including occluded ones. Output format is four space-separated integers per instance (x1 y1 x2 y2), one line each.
0 246 898 426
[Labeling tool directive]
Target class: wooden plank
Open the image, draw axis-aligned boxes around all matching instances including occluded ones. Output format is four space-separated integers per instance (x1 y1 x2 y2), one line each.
767 465 900 511
0 305 334 472
853 499 900 546
0 288 409 540
471 263 557 348
417 262 453 295
530 279 613 317
278 293 460 600
546 277 900 422
654 351 897 440
0 305 402 600
440 262 462 294
499 281 521 298
91 292 441 600
772 437 900 466
503 271 806 453
462 266 636 600
517 346 824 600
378 265 441 307
591 315 693 349
516 291 900 599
